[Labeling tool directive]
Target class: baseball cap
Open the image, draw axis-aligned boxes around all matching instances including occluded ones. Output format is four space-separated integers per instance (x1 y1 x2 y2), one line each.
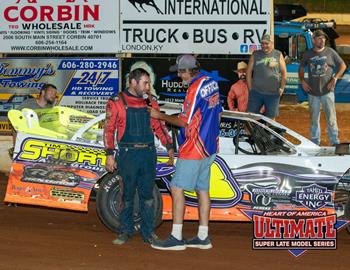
169 54 199 72
313 29 328 39
261 34 272 43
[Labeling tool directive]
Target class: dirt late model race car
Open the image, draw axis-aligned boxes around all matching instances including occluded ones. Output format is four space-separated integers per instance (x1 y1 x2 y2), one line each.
5 104 350 233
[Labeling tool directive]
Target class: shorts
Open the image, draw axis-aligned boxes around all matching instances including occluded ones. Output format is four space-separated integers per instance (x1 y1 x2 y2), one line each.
170 154 216 192
247 89 280 118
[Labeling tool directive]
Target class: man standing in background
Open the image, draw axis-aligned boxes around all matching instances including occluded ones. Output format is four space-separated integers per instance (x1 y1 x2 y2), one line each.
227 61 249 112
10 83 57 158
17 83 57 110
298 29 346 146
246 34 287 120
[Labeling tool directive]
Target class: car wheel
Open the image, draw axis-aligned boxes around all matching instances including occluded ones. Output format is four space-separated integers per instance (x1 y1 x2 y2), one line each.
96 172 163 233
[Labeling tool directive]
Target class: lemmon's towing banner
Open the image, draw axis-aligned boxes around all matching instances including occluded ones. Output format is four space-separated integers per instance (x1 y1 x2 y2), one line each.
0 0 118 53
0 58 119 133
120 0 271 54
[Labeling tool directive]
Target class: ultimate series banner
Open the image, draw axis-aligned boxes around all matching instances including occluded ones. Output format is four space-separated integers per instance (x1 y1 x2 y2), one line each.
0 58 119 134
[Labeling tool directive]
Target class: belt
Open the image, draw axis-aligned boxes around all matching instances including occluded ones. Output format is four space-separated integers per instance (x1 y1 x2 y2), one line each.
119 142 154 148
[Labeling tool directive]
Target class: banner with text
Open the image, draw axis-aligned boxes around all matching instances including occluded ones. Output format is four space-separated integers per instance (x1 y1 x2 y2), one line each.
120 0 271 54
0 0 119 53
122 56 247 108
0 58 119 133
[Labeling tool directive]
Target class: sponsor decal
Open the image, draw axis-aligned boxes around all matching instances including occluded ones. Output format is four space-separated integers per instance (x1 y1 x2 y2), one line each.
245 184 291 209
11 184 44 194
250 183 348 257
17 138 106 169
22 166 81 187
253 211 337 253
156 155 242 208
295 184 332 210
50 187 85 202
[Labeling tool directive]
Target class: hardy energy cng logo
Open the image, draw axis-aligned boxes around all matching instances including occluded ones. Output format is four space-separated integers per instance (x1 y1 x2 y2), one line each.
295 184 332 210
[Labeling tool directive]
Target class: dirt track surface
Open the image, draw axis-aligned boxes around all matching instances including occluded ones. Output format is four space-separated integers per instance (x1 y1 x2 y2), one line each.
277 103 350 146
0 172 349 270
1 99 350 270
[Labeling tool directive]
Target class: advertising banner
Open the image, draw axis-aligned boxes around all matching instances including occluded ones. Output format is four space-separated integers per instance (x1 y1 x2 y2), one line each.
0 58 119 133
120 0 271 54
121 56 247 107
0 0 119 53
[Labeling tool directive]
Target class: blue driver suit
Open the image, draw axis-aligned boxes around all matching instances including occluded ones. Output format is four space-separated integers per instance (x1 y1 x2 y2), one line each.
117 106 157 240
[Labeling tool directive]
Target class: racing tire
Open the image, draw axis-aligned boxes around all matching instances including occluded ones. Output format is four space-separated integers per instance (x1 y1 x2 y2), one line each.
96 172 163 233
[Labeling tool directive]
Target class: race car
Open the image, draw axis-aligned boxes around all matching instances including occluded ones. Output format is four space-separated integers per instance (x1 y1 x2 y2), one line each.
5 103 350 233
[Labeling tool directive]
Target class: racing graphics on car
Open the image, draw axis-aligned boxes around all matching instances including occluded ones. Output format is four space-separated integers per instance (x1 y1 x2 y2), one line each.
5 105 350 234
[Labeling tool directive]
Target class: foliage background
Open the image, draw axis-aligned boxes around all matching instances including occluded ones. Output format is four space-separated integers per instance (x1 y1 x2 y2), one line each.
274 0 350 13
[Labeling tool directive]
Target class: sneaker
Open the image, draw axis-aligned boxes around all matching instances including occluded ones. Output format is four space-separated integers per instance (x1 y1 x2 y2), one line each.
144 233 159 244
112 233 131 245
151 235 186 251
185 236 212 249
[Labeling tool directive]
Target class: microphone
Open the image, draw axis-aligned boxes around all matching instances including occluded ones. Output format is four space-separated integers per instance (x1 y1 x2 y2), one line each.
143 93 152 106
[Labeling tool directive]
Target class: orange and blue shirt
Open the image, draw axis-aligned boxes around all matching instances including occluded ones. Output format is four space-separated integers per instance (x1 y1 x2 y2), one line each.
178 73 222 160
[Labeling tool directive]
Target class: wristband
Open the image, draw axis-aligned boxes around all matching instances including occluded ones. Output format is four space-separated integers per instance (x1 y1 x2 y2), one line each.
166 143 174 151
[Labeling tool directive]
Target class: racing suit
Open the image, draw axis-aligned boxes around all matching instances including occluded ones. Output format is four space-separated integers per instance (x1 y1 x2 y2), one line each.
104 90 172 239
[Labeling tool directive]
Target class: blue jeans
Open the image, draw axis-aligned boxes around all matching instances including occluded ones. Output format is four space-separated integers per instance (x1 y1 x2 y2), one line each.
308 92 339 145
247 89 280 118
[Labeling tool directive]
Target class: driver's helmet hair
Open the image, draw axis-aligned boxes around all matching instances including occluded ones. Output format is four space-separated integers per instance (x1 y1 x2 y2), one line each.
125 61 157 97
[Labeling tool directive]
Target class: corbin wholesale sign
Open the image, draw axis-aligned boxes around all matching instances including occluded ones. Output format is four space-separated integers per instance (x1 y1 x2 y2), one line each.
0 0 119 53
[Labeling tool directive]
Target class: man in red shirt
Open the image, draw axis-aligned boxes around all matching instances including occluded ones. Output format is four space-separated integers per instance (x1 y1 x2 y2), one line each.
227 61 249 112
104 68 173 245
